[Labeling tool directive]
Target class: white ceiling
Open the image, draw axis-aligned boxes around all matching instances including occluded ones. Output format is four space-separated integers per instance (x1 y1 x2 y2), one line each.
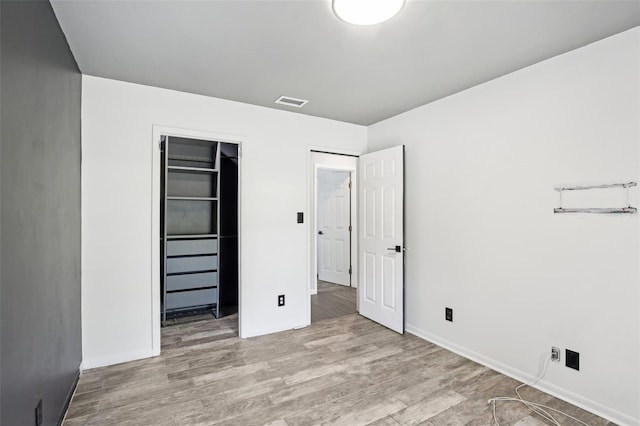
51 0 640 125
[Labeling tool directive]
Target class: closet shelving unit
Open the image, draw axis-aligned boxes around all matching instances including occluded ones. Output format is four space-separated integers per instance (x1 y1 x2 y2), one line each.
161 136 221 324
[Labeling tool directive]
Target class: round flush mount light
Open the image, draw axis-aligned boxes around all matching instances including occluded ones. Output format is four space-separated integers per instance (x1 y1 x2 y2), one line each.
333 0 405 26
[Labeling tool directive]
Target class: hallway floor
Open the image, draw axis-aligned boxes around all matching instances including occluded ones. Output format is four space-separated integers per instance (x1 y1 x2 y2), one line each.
311 280 357 323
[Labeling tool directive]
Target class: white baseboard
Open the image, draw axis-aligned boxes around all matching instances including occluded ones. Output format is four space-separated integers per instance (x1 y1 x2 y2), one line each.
80 349 157 370
405 323 638 426
241 322 309 339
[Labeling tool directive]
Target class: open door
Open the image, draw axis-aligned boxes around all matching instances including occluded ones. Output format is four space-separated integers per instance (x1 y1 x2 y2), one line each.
358 145 404 333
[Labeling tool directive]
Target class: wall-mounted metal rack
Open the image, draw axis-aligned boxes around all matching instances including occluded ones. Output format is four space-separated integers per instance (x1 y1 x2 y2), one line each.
554 182 637 214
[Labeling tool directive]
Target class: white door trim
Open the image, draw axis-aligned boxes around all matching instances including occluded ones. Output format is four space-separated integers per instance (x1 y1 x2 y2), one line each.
307 147 359 325
151 125 243 355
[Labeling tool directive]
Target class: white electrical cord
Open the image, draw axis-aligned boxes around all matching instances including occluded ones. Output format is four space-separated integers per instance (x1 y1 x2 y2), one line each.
489 397 590 426
487 356 590 426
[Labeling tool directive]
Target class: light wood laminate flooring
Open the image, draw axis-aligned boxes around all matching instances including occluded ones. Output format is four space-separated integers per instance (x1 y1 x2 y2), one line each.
64 313 612 426
311 281 357 323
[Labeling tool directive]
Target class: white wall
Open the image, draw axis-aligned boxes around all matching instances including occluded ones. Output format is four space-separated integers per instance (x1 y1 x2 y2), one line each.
368 28 639 425
81 76 366 368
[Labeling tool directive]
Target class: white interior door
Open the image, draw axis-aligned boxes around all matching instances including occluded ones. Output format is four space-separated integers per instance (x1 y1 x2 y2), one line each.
317 170 351 286
358 146 404 333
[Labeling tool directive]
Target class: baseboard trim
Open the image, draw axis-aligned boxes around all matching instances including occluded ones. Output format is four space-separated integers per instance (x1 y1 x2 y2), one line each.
57 369 80 426
405 323 638 426
81 349 156 370
241 323 308 339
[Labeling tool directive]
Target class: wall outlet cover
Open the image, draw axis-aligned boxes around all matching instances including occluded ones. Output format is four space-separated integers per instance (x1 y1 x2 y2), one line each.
566 349 580 371
445 307 453 322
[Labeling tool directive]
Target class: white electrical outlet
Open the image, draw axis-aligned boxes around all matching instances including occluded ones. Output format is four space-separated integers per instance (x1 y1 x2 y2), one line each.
551 347 561 363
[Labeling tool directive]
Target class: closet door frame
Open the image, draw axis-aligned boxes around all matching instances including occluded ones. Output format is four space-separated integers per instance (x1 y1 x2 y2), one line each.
152 125 242 355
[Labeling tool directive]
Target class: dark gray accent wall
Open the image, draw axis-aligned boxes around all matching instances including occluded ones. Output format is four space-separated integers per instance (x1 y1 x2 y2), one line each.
1 1 82 425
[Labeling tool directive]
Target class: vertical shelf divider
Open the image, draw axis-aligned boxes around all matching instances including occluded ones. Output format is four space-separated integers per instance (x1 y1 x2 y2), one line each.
214 141 221 319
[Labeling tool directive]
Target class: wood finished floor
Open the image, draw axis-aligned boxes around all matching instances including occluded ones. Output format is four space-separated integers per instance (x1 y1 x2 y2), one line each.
311 281 357 323
63 315 613 426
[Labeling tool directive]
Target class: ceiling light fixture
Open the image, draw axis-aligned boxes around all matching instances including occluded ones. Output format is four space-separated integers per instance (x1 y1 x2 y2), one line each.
332 0 405 26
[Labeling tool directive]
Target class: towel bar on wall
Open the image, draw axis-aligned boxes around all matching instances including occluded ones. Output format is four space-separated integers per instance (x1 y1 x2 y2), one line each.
554 182 637 214
554 182 636 191
554 207 637 214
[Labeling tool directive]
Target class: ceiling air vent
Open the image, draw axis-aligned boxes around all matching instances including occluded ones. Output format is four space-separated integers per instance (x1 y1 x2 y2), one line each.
274 96 309 108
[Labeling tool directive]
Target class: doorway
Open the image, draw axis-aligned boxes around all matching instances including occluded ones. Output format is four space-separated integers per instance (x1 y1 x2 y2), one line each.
309 151 358 323
151 126 241 355
308 145 406 333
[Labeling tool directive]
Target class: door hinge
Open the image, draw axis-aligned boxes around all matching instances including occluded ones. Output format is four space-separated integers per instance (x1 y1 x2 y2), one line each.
348 181 352 189
348 225 352 232
349 267 352 275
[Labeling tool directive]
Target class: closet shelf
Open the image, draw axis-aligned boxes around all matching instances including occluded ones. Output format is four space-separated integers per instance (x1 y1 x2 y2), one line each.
167 234 218 239
167 196 218 201
168 165 218 173
167 269 217 276
168 154 215 163
167 253 218 259
167 285 218 294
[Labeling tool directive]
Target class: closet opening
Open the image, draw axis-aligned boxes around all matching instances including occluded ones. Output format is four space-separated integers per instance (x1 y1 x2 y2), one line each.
159 134 240 342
